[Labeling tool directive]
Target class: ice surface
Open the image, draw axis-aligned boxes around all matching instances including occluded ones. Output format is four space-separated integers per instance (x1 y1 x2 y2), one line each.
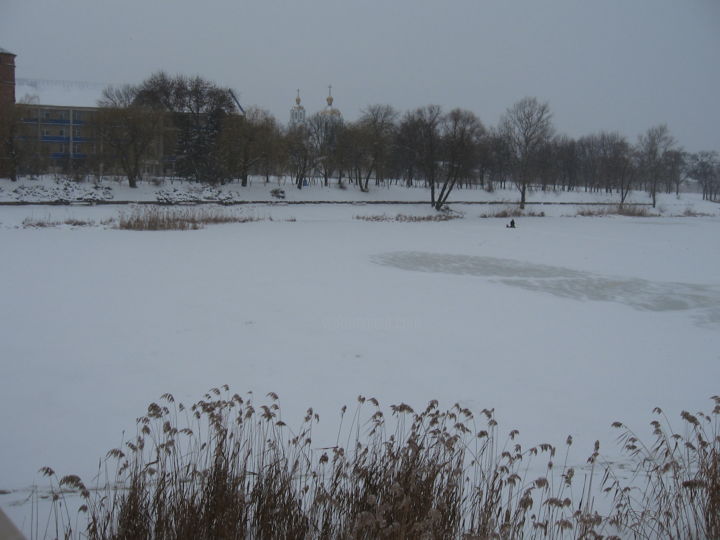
0 182 718 536
373 251 720 325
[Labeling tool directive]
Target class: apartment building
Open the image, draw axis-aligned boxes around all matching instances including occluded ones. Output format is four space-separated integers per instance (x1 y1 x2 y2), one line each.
18 104 98 169
1 46 104 175
1 48 175 178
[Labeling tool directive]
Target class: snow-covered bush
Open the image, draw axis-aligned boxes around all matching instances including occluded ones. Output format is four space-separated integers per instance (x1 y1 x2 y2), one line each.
10 180 114 203
155 185 242 204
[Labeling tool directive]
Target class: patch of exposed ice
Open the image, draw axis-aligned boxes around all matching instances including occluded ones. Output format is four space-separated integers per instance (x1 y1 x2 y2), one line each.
372 251 720 325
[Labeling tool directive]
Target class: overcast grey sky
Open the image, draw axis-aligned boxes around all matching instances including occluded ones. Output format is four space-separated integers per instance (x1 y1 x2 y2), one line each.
2 0 719 151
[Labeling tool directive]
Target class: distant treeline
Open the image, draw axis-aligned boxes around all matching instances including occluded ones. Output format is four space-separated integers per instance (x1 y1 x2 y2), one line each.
4 72 719 208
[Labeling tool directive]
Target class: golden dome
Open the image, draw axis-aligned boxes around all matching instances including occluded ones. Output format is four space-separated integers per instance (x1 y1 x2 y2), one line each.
320 85 342 120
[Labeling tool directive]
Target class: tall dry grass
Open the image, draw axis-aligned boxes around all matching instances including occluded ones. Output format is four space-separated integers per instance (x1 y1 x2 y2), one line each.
603 397 720 539
38 390 719 539
478 209 545 218
354 213 461 222
575 205 657 217
118 207 261 231
22 218 107 228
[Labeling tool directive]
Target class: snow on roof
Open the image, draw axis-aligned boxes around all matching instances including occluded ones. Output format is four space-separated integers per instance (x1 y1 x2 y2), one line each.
15 78 105 108
0 47 16 55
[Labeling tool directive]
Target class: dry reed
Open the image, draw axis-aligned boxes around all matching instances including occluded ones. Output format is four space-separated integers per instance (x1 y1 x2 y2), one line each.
479 209 545 218
354 213 461 222
39 390 719 539
22 218 100 228
117 207 261 231
575 206 657 217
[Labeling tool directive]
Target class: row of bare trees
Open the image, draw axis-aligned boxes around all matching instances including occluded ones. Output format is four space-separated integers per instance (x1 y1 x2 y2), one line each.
3 72 719 207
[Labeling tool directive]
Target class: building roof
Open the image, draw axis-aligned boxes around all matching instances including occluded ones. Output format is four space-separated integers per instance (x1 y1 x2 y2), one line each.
15 78 104 108
0 47 16 55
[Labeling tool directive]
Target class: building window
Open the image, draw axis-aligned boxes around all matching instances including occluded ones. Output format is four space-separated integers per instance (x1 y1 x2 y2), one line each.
74 128 81 138
59 129 65 137
74 144 82 154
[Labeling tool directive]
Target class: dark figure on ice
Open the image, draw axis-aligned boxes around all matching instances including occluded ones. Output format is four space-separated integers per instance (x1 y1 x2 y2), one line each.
506 219 516 229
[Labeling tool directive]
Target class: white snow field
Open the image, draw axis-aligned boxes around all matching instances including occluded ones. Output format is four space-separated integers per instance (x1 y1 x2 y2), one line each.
0 182 718 535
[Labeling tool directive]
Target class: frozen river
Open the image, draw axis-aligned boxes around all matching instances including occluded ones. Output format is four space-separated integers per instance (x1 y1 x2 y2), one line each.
1 202 718 535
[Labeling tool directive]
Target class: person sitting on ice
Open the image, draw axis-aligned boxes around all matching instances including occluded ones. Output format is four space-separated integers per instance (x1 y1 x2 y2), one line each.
506 219 516 228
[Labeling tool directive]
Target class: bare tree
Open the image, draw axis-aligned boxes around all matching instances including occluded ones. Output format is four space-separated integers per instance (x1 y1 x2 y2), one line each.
339 121 374 191
218 107 277 186
636 124 676 207
306 111 344 186
603 134 636 205
1 97 48 181
687 151 719 201
395 110 423 187
499 97 554 208
484 128 513 191
553 135 579 192
662 148 685 197
95 85 164 187
434 108 485 210
135 72 238 184
355 104 398 191
393 105 445 192
534 137 561 192
576 134 604 192
572 131 638 203
412 105 443 199
255 113 282 184
284 124 314 190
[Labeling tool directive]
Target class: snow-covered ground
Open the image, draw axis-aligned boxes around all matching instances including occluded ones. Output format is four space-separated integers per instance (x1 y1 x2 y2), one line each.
0 179 718 536
1 174 715 214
